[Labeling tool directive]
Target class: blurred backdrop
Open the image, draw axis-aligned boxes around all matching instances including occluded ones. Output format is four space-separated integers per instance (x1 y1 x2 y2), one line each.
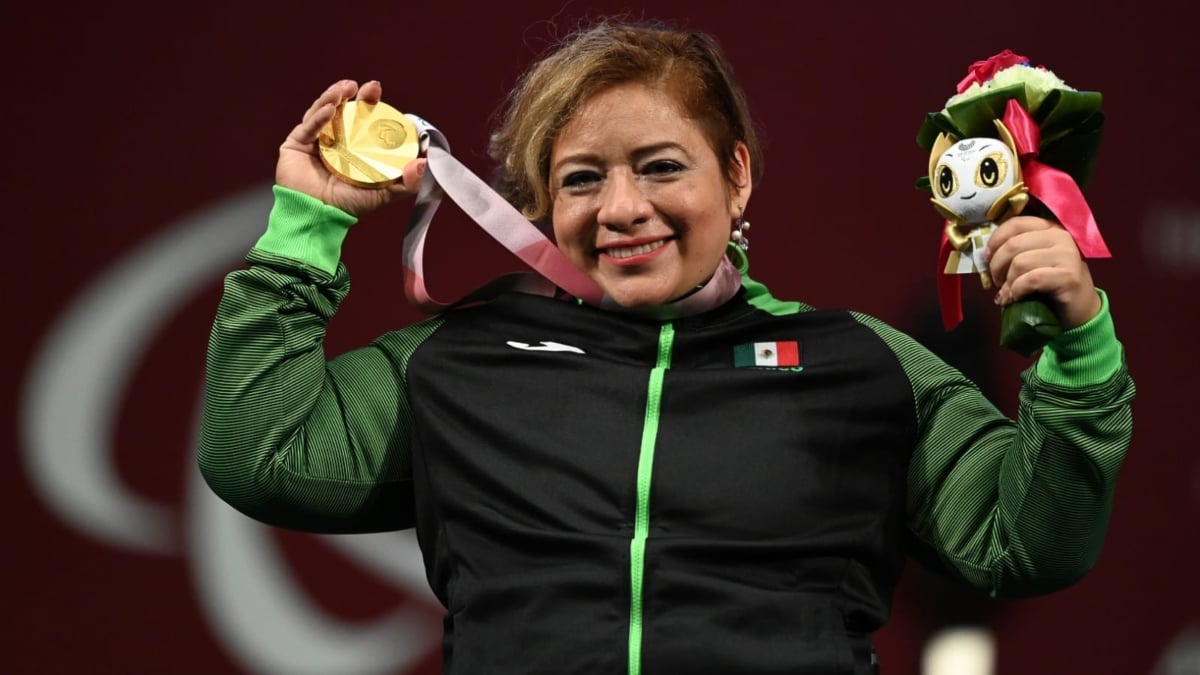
7 1 1197 673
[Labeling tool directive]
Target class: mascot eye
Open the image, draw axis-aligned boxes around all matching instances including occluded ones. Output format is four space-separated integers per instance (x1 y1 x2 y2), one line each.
937 165 957 198
976 154 1007 188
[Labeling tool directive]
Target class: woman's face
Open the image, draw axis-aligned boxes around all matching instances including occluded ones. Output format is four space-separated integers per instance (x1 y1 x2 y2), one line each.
550 82 752 309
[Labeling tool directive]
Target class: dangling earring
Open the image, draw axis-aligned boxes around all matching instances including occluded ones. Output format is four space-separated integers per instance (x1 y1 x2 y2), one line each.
730 207 751 251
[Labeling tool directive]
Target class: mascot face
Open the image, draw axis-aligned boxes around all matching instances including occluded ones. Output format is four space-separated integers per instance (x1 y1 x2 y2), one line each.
931 137 1017 224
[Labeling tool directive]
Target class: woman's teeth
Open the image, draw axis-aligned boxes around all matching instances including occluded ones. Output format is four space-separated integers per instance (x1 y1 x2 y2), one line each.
607 240 665 259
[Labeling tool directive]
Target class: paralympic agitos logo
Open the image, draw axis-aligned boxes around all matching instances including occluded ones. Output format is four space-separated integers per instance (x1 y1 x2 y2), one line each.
19 187 441 675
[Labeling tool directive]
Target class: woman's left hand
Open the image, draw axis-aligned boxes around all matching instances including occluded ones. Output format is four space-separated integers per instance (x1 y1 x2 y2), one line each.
986 215 1102 330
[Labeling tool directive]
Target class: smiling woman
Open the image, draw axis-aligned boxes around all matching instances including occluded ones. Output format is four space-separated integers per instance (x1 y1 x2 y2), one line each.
198 18 1134 675
548 82 751 308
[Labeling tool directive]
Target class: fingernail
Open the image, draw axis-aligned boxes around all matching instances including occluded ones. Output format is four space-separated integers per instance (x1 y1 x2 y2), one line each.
993 292 1001 305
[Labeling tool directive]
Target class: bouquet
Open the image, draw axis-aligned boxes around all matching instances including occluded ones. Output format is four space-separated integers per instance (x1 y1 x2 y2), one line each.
916 50 1111 356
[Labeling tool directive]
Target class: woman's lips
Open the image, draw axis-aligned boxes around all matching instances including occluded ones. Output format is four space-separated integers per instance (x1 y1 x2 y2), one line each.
599 238 671 265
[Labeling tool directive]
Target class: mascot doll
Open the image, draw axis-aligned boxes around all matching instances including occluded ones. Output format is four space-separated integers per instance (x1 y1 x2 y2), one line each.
916 50 1111 356
929 124 1028 292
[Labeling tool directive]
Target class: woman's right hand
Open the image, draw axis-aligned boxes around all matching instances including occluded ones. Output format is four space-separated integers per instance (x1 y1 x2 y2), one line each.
276 79 427 218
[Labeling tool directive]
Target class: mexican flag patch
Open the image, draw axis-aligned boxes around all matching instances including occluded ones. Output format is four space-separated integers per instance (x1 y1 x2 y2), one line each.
733 341 801 368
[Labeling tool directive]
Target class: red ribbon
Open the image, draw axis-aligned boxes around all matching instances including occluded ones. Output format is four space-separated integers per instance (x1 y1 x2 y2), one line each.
1002 99 1111 259
937 230 962 330
936 99 1111 330
956 50 1030 94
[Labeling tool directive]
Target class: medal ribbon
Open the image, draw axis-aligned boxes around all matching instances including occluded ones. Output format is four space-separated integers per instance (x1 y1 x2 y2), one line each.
402 116 742 318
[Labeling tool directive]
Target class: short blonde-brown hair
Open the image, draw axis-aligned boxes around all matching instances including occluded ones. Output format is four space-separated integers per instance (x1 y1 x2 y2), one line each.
488 20 763 221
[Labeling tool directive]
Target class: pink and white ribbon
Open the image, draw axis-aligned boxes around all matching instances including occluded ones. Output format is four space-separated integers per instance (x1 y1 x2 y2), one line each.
399 116 742 319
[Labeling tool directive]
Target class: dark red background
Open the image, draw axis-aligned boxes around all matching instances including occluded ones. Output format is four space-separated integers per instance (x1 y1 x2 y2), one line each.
7 2 1197 673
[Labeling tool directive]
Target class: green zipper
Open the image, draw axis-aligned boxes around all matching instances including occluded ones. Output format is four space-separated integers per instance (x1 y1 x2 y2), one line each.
628 322 674 675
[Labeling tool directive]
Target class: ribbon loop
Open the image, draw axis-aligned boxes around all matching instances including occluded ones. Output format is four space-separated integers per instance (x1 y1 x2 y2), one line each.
1002 100 1111 259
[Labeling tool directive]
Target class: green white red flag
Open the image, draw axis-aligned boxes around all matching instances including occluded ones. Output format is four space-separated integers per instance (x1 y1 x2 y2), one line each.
733 341 800 368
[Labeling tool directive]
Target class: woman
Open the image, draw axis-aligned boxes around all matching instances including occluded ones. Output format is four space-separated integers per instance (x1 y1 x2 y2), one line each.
200 21 1134 675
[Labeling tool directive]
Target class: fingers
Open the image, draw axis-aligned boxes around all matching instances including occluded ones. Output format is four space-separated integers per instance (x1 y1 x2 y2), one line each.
986 217 1062 291
389 158 428 195
985 216 1053 264
357 80 382 104
999 265 1071 304
986 215 1101 328
993 246 1064 305
304 80 355 119
997 260 1100 329
287 104 335 147
285 80 358 148
288 80 390 146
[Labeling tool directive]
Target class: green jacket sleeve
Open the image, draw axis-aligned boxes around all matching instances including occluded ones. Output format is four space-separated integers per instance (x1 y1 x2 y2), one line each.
857 293 1134 597
198 186 441 533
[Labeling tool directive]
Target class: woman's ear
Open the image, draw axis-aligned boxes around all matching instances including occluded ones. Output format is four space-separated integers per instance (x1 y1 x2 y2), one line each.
728 141 753 215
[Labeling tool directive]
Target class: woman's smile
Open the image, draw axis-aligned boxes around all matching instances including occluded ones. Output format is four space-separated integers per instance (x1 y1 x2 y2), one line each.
600 237 671 262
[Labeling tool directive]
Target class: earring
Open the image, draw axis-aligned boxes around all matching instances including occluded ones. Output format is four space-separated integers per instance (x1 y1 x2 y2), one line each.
730 208 751 251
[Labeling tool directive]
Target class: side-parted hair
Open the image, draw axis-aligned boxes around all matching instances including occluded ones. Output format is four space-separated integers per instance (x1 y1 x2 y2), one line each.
488 20 763 221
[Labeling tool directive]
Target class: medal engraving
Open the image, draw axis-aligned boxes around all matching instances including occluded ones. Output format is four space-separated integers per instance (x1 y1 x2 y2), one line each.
368 118 408 149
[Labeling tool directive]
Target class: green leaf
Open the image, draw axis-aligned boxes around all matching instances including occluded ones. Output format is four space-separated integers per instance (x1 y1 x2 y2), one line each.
1039 116 1105 187
943 84 1028 139
1036 89 1103 135
999 296 1062 356
917 112 964 149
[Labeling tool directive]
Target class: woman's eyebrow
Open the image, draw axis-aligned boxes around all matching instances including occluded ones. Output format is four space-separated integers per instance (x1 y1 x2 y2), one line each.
552 152 603 172
631 141 688 161
553 142 690 172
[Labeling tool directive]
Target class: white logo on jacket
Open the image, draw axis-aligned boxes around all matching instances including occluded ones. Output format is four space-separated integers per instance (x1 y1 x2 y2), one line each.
506 340 586 354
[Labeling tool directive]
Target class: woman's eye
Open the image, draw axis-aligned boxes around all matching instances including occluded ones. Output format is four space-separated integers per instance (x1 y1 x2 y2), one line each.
643 160 683 175
561 171 601 188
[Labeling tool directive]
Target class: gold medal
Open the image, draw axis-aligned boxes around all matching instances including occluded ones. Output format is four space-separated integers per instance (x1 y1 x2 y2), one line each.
318 99 421 188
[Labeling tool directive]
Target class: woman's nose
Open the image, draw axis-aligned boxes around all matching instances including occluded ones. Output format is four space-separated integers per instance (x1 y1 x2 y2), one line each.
597 170 652 230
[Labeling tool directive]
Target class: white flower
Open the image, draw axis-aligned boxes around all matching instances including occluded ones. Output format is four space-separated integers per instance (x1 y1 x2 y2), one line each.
945 64 1074 112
